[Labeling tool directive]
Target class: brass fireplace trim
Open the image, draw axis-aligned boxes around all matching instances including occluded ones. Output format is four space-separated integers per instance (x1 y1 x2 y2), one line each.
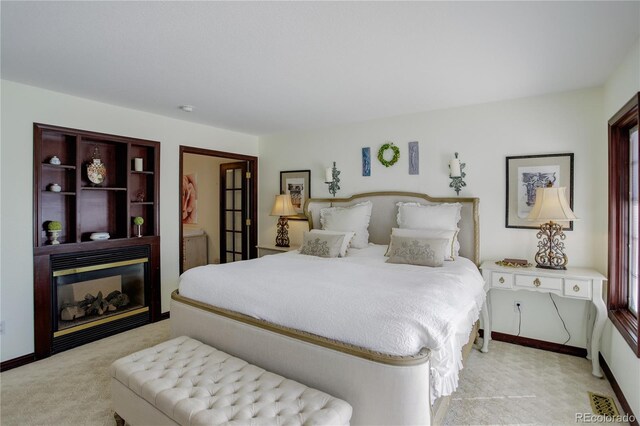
52 258 149 277
53 306 149 337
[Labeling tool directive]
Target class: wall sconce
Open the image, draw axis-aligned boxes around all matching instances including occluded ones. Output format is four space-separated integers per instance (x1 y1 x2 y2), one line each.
270 194 297 247
448 152 466 196
325 161 341 197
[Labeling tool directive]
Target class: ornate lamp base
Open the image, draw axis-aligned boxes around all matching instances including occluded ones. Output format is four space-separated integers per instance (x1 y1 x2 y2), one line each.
275 216 290 247
534 221 568 270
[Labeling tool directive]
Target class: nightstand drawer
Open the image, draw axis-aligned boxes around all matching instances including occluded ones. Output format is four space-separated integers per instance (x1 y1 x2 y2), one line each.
564 279 591 299
491 272 514 289
515 274 562 291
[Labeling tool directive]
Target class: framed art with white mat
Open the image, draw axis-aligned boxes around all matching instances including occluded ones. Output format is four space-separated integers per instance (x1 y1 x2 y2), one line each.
506 153 574 230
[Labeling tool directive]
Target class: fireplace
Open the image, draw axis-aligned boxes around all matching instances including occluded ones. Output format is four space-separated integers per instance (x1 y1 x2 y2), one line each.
49 246 151 353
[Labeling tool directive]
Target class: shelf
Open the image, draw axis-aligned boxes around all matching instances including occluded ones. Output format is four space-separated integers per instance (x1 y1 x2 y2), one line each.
81 186 127 191
42 163 76 170
35 124 159 248
42 190 76 195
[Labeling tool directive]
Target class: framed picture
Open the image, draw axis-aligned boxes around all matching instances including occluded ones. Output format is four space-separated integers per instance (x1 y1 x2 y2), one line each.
182 173 198 224
280 170 311 220
506 153 574 230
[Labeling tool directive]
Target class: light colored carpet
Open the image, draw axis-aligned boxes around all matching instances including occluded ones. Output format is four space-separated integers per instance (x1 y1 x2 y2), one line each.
0 322 627 425
0 320 170 426
444 339 628 425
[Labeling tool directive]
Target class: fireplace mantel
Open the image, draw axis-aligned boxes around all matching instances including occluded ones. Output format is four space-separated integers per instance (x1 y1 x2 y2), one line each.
34 237 161 358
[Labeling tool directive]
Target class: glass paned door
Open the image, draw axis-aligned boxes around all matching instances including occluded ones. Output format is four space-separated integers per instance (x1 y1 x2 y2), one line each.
220 162 249 263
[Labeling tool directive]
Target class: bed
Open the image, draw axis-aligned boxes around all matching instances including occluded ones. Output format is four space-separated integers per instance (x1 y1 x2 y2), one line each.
171 191 482 425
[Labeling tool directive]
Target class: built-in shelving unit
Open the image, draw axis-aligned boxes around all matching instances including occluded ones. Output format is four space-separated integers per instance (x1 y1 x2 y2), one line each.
34 123 160 246
33 123 162 359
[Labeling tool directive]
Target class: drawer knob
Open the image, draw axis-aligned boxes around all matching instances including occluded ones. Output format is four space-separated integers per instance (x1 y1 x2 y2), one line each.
533 278 541 287
573 284 580 292
499 277 505 284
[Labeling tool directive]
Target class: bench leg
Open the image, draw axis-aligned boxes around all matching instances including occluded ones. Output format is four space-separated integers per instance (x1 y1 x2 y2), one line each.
114 412 125 426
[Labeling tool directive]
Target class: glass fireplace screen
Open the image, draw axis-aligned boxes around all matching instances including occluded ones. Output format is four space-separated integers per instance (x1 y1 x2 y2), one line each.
53 258 148 336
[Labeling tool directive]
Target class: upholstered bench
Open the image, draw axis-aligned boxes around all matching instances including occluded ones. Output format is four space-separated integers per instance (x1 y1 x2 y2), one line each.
110 336 353 425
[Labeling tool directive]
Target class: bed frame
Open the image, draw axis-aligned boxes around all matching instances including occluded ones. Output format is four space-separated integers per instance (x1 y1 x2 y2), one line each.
171 191 480 425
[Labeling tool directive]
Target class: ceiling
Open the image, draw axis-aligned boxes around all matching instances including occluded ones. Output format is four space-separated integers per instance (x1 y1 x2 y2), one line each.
2 1 638 136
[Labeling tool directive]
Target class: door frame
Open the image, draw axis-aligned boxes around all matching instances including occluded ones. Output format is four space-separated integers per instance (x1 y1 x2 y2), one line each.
179 146 258 274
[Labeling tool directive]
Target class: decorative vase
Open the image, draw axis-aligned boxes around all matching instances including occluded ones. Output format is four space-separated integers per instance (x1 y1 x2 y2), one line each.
48 230 61 245
49 183 62 192
136 224 142 238
49 156 61 165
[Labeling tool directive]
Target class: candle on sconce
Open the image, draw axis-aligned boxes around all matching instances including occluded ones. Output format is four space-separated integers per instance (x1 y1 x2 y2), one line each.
325 167 334 183
449 158 461 177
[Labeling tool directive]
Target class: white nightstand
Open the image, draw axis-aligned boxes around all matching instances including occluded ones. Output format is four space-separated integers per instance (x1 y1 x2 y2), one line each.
480 260 607 378
256 244 300 257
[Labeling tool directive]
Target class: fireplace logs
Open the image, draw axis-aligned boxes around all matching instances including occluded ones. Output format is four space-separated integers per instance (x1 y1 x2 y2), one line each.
60 291 130 321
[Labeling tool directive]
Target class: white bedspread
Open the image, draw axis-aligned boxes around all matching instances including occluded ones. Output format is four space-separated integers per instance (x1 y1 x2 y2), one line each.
179 244 485 402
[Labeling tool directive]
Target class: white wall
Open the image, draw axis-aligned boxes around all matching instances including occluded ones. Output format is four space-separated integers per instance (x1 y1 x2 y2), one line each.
259 87 606 349
183 154 236 264
601 38 640 417
0 80 259 362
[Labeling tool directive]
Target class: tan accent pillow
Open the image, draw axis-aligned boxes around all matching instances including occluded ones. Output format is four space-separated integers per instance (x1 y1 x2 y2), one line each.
299 231 345 258
386 228 458 260
386 235 449 267
309 229 355 257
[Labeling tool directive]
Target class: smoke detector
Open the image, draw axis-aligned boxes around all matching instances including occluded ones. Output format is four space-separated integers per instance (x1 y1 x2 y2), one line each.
179 105 194 112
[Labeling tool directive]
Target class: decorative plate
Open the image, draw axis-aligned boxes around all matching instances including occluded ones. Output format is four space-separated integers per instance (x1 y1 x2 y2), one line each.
87 160 106 185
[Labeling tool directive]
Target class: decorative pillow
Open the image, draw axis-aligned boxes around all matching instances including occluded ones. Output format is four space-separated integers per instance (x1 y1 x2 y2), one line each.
310 229 355 257
299 231 345 258
386 235 449 267
387 228 458 260
396 202 462 256
320 201 373 249
396 202 462 231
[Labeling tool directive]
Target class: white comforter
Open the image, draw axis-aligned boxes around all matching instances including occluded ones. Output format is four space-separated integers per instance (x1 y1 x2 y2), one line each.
179 244 485 401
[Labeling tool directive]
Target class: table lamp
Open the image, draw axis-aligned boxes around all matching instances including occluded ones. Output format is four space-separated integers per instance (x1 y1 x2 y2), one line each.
526 185 577 270
270 194 297 247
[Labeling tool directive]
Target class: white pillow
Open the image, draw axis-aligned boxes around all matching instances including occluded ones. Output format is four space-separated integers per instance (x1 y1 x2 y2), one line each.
396 202 462 231
310 229 355 257
320 201 373 249
396 202 462 256
299 231 345 258
387 228 459 260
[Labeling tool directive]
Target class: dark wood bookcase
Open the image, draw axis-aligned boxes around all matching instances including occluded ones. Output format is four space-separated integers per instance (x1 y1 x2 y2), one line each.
33 123 161 359
34 124 160 245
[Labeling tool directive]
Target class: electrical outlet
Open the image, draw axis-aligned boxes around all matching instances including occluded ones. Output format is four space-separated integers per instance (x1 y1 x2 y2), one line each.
514 301 523 313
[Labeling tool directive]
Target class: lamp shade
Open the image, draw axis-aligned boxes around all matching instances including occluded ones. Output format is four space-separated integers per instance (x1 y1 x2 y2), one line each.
527 187 577 222
270 194 298 217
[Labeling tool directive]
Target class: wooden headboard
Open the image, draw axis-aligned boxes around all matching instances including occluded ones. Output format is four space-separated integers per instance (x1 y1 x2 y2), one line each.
304 191 480 264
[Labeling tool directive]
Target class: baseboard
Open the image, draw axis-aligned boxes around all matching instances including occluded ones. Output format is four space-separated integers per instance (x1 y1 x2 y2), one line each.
159 311 170 321
479 329 587 357
1 353 35 372
599 353 639 426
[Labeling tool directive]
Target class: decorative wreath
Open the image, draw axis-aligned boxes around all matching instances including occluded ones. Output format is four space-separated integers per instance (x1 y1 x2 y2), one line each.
377 143 400 167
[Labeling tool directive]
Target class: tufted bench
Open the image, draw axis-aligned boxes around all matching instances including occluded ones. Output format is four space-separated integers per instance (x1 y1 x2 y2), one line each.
110 336 352 425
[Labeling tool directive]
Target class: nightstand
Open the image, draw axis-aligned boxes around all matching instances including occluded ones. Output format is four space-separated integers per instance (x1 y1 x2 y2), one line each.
480 260 607 378
256 244 300 257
